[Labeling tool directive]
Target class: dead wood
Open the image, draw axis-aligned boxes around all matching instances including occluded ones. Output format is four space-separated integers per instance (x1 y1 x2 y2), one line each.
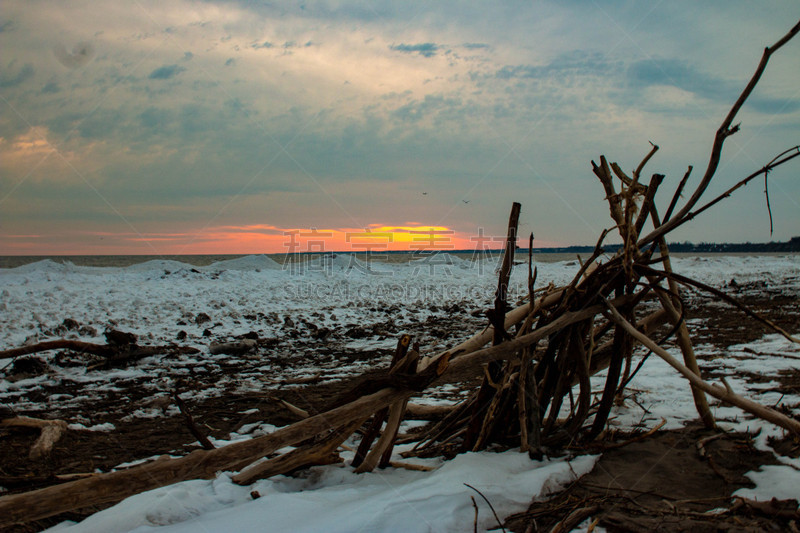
1 416 68 460
732 496 800 520
232 417 365 485
404 403 453 419
351 335 412 469
0 387 412 527
208 339 257 355
549 505 600 533
267 396 311 419
463 202 521 451
0 339 200 367
173 391 215 450
637 20 800 248
604 300 800 436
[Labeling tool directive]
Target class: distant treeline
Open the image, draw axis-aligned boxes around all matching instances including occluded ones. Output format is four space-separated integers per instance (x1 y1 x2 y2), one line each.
523 236 800 254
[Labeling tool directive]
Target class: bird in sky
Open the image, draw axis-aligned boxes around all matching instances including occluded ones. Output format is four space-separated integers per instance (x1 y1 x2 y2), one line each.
462 200 470 204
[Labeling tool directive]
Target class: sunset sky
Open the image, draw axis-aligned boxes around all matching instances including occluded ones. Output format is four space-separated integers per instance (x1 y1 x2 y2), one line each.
1 1 798 255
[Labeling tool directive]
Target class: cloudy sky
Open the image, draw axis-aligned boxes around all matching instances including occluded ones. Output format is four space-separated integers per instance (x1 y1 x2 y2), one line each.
1 1 798 255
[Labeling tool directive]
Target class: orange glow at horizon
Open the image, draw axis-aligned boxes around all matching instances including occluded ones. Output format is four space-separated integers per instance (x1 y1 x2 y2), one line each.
0 224 525 256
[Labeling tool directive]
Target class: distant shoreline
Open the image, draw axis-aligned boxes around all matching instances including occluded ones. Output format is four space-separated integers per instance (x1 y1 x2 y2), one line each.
0 246 797 269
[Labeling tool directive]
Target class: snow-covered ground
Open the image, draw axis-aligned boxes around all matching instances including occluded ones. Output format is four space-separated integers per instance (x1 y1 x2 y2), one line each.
1 253 798 532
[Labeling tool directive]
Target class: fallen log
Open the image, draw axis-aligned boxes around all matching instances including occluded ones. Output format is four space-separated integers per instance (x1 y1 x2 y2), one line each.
0 339 200 362
1 416 68 460
404 403 454 419
208 339 257 355
0 387 412 527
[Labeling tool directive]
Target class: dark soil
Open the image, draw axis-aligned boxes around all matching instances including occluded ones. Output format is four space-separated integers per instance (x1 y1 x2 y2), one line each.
504 424 792 532
1 287 799 532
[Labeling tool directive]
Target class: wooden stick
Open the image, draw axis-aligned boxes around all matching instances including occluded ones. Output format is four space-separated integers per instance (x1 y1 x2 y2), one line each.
378 349 420 468
355 400 406 473
2 417 68 459
0 387 410 527
173 391 215 450
637 19 800 247
232 416 366 485
351 335 411 469
404 403 454 419
603 300 800 436
0 339 199 360
270 397 310 419
642 230 715 429
463 203 520 450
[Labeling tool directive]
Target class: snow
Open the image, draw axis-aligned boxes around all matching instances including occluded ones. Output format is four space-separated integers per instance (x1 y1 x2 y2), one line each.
49 452 597 533
1 252 798 531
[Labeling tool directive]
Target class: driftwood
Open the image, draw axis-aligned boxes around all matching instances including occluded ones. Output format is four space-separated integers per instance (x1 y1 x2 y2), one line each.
173 391 215 450
0 388 414 526
604 300 800 435
0 339 200 369
208 339 257 355
1 416 68 460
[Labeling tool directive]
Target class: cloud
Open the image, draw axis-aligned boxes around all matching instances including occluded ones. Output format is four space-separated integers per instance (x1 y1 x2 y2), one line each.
148 64 187 80
0 0 797 251
53 42 95 68
496 50 615 80
627 58 725 99
391 93 464 123
627 58 800 114
42 81 61 94
0 61 33 88
390 43 440 58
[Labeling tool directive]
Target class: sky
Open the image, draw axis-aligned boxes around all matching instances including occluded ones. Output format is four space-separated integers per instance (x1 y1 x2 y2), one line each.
1 1 799 256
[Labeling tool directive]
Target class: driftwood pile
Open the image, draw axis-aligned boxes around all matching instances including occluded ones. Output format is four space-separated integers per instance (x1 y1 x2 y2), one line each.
1 20 799 529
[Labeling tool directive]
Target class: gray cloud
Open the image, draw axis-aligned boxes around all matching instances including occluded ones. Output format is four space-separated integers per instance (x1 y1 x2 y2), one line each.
1 0 797 250
390 43 439 58
0 61 33 88
496 50 616 80
41 81 60 94
627 58 800 114
53 42 95 68
627 58 725 98
148 64 187 80
391 94 464 123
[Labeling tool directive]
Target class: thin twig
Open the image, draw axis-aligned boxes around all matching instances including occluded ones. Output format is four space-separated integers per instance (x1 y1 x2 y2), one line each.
464 483 506 533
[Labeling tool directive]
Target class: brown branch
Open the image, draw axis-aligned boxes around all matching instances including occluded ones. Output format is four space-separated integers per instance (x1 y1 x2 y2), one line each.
603 300 800 436
173 391 215 450
638 19 800 246
635 264 800 344
0 339 200 362
0 387 411 527
653 147 800 241
663 165 692 223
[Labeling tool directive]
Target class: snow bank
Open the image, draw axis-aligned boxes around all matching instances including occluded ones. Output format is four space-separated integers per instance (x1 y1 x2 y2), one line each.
49 452 597 533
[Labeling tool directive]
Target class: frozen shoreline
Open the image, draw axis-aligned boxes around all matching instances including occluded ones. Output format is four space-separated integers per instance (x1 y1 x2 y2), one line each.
1 253 798 532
